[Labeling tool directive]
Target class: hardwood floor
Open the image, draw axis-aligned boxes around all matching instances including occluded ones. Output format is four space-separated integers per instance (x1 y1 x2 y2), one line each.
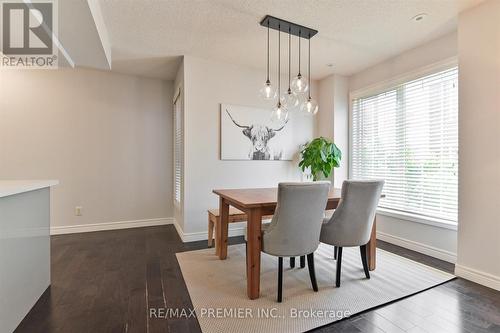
15 225 500 333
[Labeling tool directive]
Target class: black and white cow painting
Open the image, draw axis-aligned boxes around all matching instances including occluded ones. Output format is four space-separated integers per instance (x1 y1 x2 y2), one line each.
221 104 296 161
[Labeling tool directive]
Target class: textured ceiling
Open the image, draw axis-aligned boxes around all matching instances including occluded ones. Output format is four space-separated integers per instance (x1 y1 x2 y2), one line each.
98 0 482 80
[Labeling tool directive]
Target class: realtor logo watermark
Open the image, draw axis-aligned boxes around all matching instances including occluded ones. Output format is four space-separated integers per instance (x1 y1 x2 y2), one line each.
149 307 352 320
1 0 58 68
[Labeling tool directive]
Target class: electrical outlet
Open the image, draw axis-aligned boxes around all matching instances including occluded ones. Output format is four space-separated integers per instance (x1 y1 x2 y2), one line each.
75 206 82 216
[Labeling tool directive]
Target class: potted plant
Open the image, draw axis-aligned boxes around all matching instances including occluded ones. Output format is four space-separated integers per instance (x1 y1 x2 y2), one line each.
299 137 342 181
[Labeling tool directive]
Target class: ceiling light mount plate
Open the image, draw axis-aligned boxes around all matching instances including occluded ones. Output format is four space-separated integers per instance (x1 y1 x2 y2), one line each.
260 15 318 39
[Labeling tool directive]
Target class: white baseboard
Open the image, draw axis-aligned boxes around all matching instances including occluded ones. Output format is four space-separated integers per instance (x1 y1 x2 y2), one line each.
172 218 184 241
455 264 500 291
172 218 246 243
50 217 173 235
377 231 457 263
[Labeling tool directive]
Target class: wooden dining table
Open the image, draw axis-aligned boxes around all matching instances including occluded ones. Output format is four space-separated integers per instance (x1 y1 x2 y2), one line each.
212 187 377 300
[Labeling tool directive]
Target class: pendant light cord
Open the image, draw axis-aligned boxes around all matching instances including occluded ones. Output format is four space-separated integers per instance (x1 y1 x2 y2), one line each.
298 30 301 76
266 20 270 82
277 24 280 98
308 33 311 98
288 27 291 91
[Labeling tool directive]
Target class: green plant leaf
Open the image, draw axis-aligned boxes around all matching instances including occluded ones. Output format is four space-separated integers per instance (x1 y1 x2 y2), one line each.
299 137 342 181
320 150 327 162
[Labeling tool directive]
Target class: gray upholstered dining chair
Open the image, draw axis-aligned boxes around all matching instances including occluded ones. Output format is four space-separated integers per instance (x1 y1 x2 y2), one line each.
257 181 330 302
320 180 384 287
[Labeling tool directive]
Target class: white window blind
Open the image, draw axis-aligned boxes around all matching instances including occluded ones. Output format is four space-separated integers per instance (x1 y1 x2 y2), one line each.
173 91 182 205
351 67 458 223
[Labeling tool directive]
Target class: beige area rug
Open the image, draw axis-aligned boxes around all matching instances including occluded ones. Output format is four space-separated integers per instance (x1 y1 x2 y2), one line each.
176 243 454 333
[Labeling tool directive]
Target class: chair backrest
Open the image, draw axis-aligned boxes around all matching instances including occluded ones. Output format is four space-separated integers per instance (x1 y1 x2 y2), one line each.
320 180 384 247
262 181 330 257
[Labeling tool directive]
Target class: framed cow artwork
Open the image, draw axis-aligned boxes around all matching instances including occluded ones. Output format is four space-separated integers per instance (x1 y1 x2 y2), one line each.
220 103 304 161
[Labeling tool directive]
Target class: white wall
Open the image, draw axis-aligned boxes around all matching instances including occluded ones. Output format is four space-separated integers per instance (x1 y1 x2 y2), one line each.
350 32 457 91
0 68 173 230
456 0 500 290
348 32 459 261
177 56 317 238
317 74 349 188
333 76 349 188
317 76 335 139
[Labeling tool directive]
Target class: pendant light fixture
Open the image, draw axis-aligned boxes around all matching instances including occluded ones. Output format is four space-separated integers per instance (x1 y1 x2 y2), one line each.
259 15 318 117
300 33 319 115
270 24 289 124
280 27 299 109
290 30 309 94
259 19 277 100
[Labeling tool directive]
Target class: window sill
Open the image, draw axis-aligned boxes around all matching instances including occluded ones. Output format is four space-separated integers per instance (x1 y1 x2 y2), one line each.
376 208 458 231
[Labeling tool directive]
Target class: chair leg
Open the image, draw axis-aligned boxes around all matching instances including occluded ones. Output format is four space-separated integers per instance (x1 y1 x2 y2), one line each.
208 217 214 247
278 257 283 303
336 247 343 287
290 257 295 268
306 253 318 292
360 244 371 279
334 246 338 260
300 255 306 268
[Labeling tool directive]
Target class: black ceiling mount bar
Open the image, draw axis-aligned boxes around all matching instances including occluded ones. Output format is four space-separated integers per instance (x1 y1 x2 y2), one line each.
259 15 318 39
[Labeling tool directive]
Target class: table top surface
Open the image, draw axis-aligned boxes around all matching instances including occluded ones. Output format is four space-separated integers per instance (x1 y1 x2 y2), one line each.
213 187 342 208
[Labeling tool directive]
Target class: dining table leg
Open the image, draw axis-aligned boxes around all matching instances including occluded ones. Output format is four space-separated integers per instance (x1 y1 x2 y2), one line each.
246 207 262 299
214 216 220 255
217 197 229 259
367 216 377 271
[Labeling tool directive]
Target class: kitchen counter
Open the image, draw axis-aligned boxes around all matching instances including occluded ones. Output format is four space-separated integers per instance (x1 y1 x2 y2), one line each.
0 180 59 198
0 180 58 333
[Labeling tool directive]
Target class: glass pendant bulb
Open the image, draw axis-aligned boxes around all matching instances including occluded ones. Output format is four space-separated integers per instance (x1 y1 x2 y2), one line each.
296 92 307 111
280 88 299 109
300 34 318 116
300 97 319 115
291 74 309 94
270 102 289 124
259 79 277 100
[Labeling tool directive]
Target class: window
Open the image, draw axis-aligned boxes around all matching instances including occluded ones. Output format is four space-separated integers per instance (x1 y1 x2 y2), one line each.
351 67 458 223
173 89 183 205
